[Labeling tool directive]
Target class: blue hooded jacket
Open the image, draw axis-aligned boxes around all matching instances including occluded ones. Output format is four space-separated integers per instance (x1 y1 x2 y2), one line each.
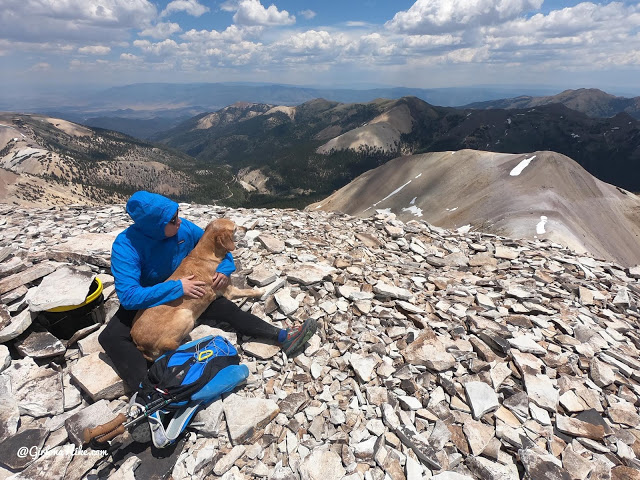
111 191 235 310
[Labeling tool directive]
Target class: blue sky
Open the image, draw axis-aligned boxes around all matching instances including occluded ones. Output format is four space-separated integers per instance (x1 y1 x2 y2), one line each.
1 1 640 96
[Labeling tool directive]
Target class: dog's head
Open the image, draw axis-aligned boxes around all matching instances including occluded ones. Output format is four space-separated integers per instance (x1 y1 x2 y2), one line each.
204 218 237 254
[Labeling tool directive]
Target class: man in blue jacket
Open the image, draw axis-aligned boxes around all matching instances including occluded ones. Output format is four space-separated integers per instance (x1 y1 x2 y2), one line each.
99 191 317 391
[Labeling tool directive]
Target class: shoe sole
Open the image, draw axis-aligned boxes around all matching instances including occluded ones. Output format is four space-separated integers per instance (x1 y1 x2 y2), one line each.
284 319 317 357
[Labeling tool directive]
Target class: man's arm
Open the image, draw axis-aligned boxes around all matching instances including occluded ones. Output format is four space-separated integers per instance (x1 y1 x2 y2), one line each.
216 253 236 276
111 240 184 310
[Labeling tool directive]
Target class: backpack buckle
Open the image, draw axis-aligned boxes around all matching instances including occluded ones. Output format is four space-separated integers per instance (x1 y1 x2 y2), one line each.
197 349 213 362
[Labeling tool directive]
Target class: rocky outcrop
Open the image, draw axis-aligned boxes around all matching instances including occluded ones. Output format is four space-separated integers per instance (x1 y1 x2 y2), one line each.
0 202 639 479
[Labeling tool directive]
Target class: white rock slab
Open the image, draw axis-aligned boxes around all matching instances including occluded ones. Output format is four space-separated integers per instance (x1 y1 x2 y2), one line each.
28 266 95 312
299 449 346 480
222 393 279 445
70 352 126 401
274 290 299 315
464 381 500 419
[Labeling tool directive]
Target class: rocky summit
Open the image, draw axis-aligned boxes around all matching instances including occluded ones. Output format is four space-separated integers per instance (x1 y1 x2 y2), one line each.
0 202 640 480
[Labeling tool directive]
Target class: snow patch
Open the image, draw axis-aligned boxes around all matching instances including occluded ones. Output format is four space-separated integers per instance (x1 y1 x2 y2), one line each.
410 197 417 205
446 207 458 212
457 225 471 234
402 205 423 217
510 155 536 176
507 118 512 125
536 215 548 234
315 204 323 209
372 180 411 206
571 133 580 138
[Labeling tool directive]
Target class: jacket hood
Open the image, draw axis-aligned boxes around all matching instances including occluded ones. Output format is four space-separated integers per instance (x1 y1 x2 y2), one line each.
126 191 178 239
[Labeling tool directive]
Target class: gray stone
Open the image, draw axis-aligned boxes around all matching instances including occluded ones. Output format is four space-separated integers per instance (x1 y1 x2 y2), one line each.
0 389 19 443
337 285 375 301
508 335 546 356
28 266 95 312
247 267 278 286
349 353 379 383
0 309 34 343
70 352 126 401
222 393 279 444
76 326 105 355
0 345 11 373
6 445 75 480
524 373 558 412
242 341 280 360
256 234 285 253
0 428 48 471
431 473 475 480
193 399 225 437
495 246 519 260
299 449 346 480
0 256 26 277
556 414 605 440
105 455 140 480
373 281 413 301
286 263 336 285
464 381 500 419
64 399 117 446
14 330 66 358
213 445 246 476
394 424 441 470
519 448 571 480
607 401 640 427
0 262 58 296
463 417 495 455
589 357 616 387
274 289 299 315
3 357 64 417
562 444 593 480
403 332 456 372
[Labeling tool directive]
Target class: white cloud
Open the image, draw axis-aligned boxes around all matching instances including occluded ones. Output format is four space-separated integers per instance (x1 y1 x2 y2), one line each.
233 0 295 26
120 53 140 61
29 62 51 71
386 0 543 33
299 9 316 20
140 22 182 39
161 0 209 18
345 21 370 28
78 45 111 55
133 39 182 56
0 0 156 43
220 1 239 12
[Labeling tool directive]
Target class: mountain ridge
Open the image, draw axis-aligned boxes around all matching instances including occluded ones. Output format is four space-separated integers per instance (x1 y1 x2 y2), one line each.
464 88 640 119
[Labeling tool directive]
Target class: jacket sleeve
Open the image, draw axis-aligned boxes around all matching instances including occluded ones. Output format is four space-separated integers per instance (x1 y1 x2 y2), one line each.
215 253 236 276
111 238 184 310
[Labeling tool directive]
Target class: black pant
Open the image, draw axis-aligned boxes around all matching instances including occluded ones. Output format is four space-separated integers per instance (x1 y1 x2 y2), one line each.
98 297 281 391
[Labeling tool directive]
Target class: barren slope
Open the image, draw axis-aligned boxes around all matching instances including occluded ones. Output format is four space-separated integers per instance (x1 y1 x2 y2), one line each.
309 149 640 266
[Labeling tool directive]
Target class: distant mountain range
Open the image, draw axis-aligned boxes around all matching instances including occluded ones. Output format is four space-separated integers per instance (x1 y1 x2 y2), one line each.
152 96 640 202
2 92 639 209
465 88 640 119
0 82 566 139
308 149 640 266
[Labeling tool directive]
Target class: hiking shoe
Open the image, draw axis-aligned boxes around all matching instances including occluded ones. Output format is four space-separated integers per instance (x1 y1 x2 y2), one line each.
281 318 317 357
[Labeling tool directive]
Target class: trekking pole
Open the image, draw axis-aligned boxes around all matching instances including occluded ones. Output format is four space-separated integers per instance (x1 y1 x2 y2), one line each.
82 394 180 445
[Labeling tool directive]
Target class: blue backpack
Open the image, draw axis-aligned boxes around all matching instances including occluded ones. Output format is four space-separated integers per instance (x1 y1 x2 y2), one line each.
136 335 249 448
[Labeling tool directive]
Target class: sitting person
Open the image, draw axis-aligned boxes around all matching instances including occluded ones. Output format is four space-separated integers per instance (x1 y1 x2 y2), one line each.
99 190 317 391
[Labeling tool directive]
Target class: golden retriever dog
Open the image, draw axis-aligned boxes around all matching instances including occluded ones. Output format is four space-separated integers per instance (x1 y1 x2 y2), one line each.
130 218 264 361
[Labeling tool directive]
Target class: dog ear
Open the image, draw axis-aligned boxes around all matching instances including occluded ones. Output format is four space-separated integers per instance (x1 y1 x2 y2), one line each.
216 232 235 252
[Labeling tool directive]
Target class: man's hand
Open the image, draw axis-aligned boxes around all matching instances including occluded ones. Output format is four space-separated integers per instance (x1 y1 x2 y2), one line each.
212 272 230 291
181 275 207 298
